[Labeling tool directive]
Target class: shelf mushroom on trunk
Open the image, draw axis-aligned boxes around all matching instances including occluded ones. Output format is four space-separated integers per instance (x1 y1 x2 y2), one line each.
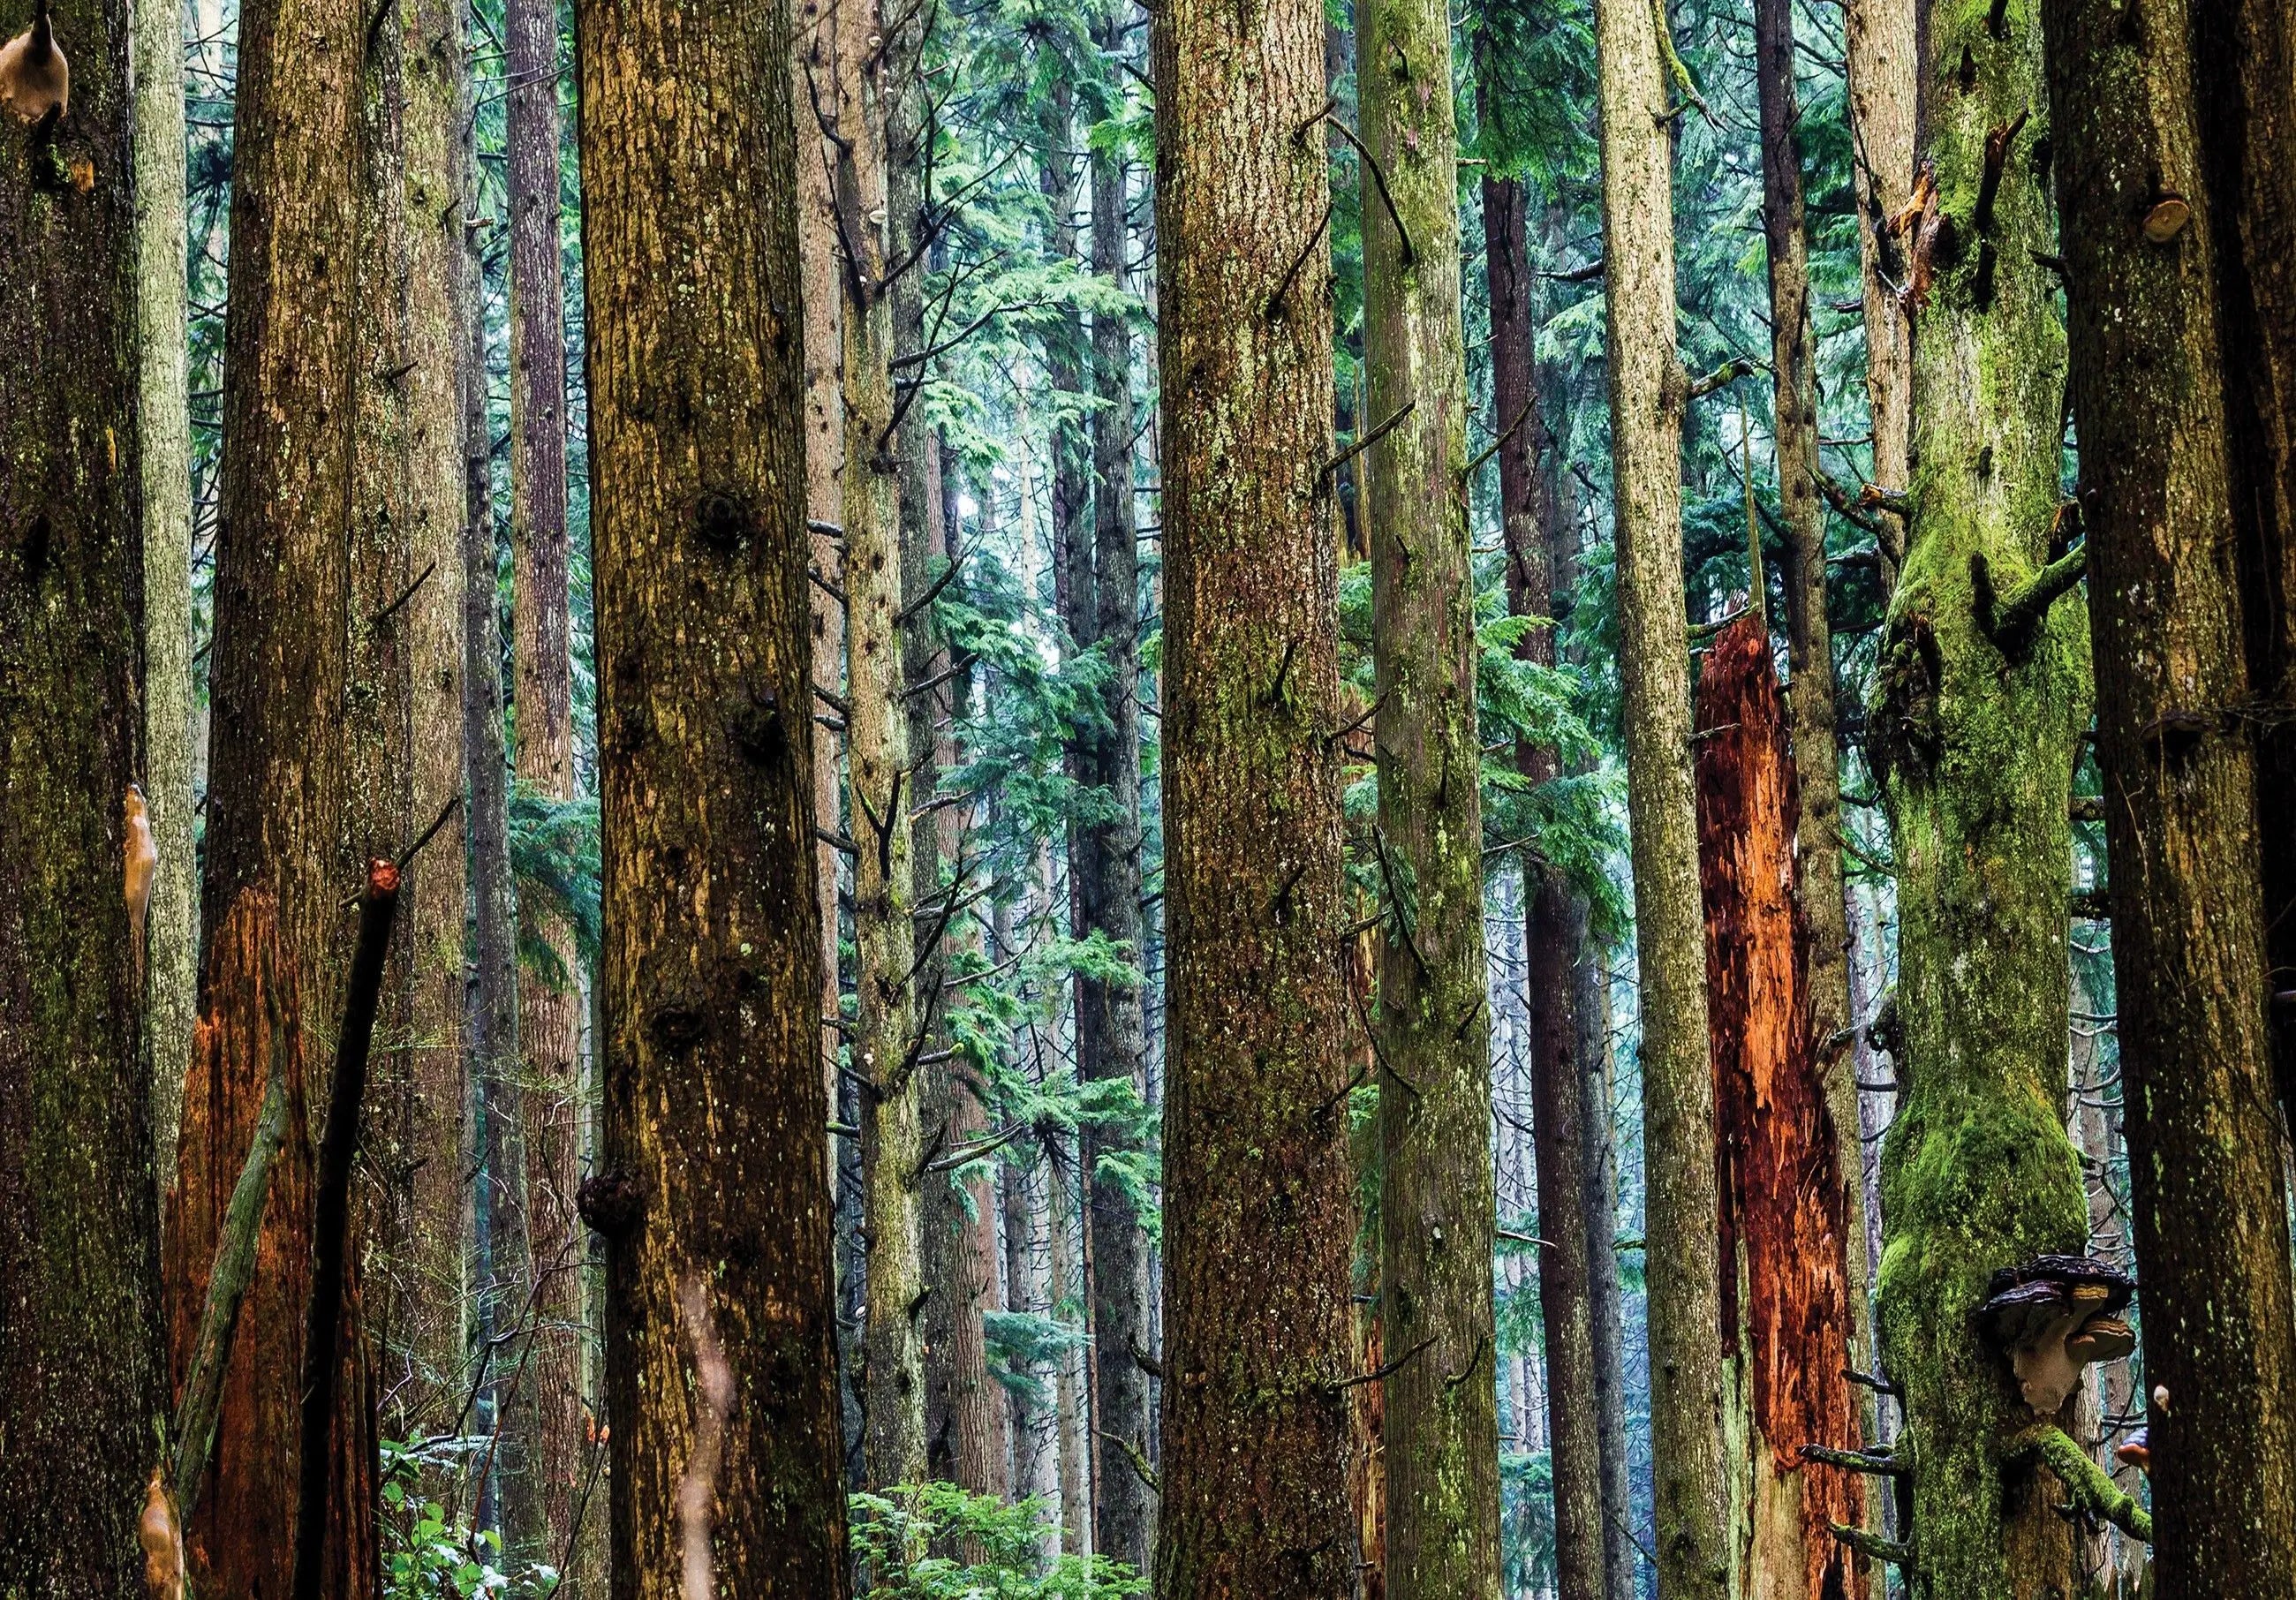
1978 1254 2137 1415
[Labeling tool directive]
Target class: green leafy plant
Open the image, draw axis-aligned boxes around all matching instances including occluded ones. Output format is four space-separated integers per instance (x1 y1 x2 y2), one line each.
381 1438 559 1600
850 1483 1146 1598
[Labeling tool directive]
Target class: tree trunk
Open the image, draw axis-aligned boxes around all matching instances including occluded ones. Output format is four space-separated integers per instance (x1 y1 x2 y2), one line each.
1695 616 1866 1600
1484 162 1605 1600
1843 0 1914 585
1591 0 1731 1587
1869 1 2096 1591
570 0 850 1574
1753 0 1875 1471
827 0 929 1489
1084 34 1156 1570
2192 0 2296 1125
1149 0 1357 1575
387 0 473 1446
1358 1 1501 1593
2047 3 2296 1585
1052 1144 1091 1555
165 895 377 1599
1008 1149 1061 1518
1575 917 1638 1600
133 0 200 1180
0 6 165 1574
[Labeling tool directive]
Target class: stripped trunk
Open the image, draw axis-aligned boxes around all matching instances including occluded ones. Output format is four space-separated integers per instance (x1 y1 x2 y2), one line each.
1869 0 2096 1589
1695 617 1865 1600
1753 0 1874 1464
133 0 200 1174
1151 0 1358 1570
2047 2 2296 1585
1085 11 1156 1570
389 0 472 1442
1359 0 1501 1589
503 0 588 1555
571 0 851 1573
1484 162 1605 1600
1591 0 1731 1585
0 5 165 1571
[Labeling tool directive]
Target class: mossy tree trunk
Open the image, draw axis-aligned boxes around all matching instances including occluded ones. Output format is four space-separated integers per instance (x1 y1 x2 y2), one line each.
571 0 850 1574
2046 0 2296 1585
1484 157 1606 1600
1591 0 1732 1587
1869 2 2094 1591
1148 0 1358 1576
1843 0 1914 585
1359 0 1501 1588
0 1 164 1577
1695 616 1867 1600
1085 17 1156 1568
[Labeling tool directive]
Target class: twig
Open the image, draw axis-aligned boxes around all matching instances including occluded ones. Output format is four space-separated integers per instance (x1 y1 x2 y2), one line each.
1327 1333 1437 1392
1325 399 1416 483
1462 397 1537 480
1322 112 1416 268
370 560 437 627
292 859 403 1600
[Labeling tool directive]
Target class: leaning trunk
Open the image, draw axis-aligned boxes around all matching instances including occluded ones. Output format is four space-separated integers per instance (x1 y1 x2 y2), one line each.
1591 0 1732 1585
2047 2 2296 1585
1149 0 1359 1577
570 0 851 1576
0 8 166 1574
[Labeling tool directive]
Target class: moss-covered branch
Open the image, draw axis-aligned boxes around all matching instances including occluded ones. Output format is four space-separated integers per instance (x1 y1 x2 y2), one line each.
2009 1423 2154 1544
1973 542 2088 650
1829 1522 1916 1568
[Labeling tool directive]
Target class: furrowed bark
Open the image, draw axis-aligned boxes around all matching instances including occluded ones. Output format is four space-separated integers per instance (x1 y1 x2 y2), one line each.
1086 15 1156 1568
0 6 164 1575
2047 0 2296 1585
133 0 200 1178
1592 0 1732 1584
572 0 851 1574
1484 158 1605 1600
1695 616 1865 1600
503 0 588 1555
1359 0 1502 1589
1869 0 2095 1589
1150 0 1358 1574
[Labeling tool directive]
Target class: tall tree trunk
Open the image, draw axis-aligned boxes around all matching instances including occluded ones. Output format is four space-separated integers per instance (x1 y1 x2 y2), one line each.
1358 0 1501 1592
1843 0 1914 585
0 2 165 1574
1085 20 1156 1569
1869 0 2096 1589
2193 0 2296 1124
1591 0 1731 1587
1484 162 1605 1600
2047 3 2296 1584
134 0 200 1177
570 0 850 1574
201 0 391 1572
1575 916 1637 1600
502 0 588 1556
464 148 539 1555
1695 616 1865 1600
1053 1144 1091 1555
389 0 473 1444
1150 0 1356 1577
1008 1148 1061 1518
828 0 928 1488
1753 0 1875 1463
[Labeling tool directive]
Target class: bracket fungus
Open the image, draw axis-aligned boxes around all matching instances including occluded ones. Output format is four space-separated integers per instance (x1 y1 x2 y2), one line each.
0 0 66 125
1976 1254 2136 1416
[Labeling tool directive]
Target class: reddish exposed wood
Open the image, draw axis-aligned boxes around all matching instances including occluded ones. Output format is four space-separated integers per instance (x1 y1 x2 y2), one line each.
1694 617 1864 1600
1351 1311 1387 1600
164 892 377 1600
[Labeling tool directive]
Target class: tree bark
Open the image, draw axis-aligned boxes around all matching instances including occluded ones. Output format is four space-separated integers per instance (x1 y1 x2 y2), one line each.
502 0 588 1557
2047 2 2296 1586
1484 162 1605 1600
1869 1 2096 1590
1591 0 1731 1588
0 5 165 1574
1085 24 1156 1571
1358 0 1500 1593
1695 616 1867 1600
1575 914 1638 1600
386 0 473 1445
1149 0 1358 1575
1844 0 1914 585
570 0 851 1574
827 0 929 1488
133 0 200 1179
1753 0 1875 1474
2192 0 2296 1125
